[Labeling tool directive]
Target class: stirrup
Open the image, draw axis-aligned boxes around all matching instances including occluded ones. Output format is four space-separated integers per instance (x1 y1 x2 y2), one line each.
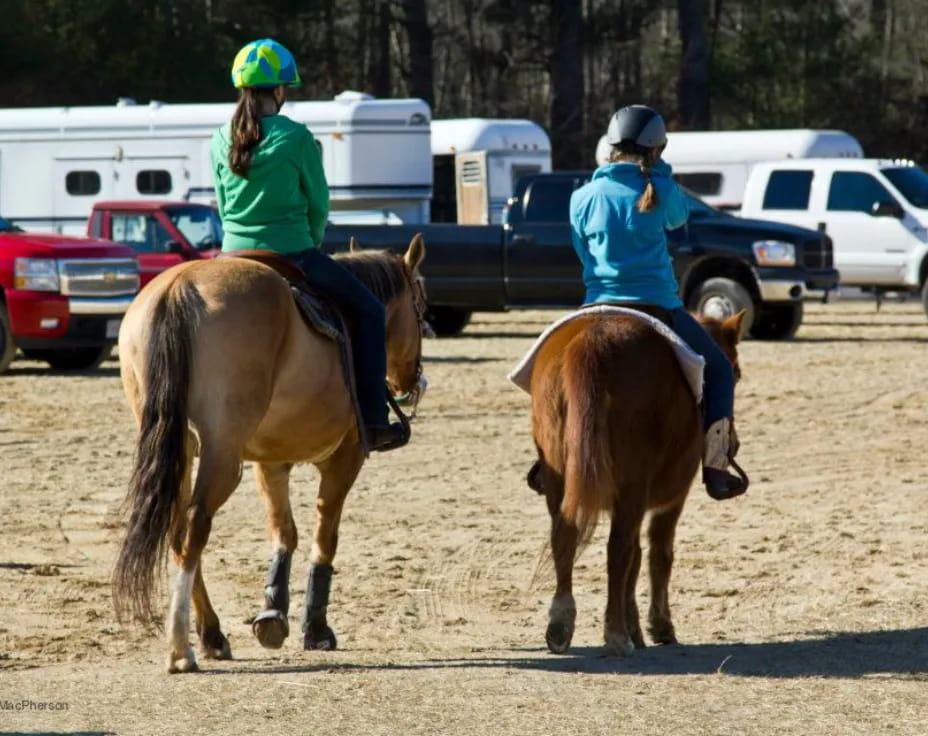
703 458 749 501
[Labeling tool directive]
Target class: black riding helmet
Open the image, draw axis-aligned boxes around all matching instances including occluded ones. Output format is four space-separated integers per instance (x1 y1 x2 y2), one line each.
606 105 667 149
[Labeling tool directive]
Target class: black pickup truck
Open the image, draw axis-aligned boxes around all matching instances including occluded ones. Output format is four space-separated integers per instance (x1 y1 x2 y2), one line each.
324 171 839 340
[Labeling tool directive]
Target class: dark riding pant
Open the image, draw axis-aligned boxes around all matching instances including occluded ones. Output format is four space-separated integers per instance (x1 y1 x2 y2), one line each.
287 248 390 429
670 307 734 429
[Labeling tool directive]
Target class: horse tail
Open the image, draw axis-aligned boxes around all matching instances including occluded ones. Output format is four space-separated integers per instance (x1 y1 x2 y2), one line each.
560 326 616 547
113 277 202 624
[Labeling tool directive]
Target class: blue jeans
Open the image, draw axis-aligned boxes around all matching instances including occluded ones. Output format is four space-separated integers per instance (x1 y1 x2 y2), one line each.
670 308 734 429
287 248 389 428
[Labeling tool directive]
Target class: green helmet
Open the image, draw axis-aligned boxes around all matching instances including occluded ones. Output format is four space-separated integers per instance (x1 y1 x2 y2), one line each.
230 38 301 89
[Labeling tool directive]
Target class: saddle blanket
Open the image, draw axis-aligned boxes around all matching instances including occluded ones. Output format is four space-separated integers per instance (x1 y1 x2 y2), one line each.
508 305 706 402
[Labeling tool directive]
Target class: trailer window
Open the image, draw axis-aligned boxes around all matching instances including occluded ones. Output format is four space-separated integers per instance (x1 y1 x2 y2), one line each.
762 170 813 210
65 170 101 196
675 172 722 196
136 170 172 195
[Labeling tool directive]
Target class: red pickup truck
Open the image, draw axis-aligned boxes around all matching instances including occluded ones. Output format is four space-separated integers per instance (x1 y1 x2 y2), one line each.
88 201 222 286
0 215 139 372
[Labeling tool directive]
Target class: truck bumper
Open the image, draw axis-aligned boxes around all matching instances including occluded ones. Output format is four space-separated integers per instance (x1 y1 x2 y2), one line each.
6 291 130 348
755 266 840 302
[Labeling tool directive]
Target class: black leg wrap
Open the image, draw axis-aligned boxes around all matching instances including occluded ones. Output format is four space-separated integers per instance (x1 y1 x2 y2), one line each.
264 550 292 614
302 563 333 632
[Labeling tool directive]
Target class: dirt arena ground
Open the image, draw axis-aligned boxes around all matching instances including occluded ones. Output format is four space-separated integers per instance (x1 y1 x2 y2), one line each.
0 301 926 736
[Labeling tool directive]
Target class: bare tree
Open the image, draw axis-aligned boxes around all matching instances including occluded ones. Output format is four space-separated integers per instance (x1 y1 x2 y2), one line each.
550 0 584 168
677 0 710 129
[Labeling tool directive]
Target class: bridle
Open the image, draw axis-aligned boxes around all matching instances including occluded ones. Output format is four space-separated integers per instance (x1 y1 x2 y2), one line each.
391 259 431 418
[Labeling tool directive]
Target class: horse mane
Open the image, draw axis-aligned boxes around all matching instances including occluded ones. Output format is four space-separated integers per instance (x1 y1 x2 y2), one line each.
334 250 407 305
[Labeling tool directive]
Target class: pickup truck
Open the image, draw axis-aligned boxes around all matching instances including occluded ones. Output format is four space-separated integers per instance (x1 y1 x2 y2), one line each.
0 215 139 372
739 159 928 316
324 172 840 339
87 200 222 286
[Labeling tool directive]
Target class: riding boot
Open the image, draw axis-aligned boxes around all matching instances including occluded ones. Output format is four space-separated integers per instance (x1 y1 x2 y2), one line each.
367 422 408 452
703 417 748 501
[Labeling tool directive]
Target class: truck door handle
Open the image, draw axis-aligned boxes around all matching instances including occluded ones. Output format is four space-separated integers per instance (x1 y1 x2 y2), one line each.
512 234 535 246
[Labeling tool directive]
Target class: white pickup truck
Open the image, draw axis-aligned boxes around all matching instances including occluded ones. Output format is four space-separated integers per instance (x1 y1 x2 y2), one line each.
739 159 928 315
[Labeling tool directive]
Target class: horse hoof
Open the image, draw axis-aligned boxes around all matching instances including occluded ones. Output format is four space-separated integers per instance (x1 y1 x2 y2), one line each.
166 655 200 674
603 633 635 657
303 625 337 651
252 609 289 650
648 622 677 646
201 627 233 659
545 621 574 654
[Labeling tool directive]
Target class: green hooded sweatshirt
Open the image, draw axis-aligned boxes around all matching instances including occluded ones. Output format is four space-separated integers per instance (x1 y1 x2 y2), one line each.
210 114 329 253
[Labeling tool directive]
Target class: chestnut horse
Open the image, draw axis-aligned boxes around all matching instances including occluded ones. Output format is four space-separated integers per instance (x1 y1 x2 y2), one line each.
527 310 744 656
113 235 426 673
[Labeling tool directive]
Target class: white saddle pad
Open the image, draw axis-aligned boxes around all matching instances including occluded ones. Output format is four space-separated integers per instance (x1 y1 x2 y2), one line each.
508 306 705 402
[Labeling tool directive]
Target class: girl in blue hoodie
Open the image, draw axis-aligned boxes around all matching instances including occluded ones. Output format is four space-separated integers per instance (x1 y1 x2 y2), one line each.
569 105 747 501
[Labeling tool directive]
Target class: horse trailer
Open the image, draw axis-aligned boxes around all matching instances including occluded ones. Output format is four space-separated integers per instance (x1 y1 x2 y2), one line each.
431 118 552 225
0 91 433 234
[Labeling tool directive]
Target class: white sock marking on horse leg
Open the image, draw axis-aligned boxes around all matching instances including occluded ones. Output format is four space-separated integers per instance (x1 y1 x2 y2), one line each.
167 568 196 664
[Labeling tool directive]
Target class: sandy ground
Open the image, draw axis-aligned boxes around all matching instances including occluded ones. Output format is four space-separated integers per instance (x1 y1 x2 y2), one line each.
0 301 926 736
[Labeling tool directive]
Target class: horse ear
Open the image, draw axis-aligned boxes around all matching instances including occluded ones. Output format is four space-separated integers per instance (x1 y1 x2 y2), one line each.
349 236 361 253
404 232 425 271
724 309 748 342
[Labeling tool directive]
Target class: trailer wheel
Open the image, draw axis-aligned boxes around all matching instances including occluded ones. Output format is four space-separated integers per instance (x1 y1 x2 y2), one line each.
426 306 471 337
0 303 15 373
686 277 755 336
749 302 804 340
24 344 113 371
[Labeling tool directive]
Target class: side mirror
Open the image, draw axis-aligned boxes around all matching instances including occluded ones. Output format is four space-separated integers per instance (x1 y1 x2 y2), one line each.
165 240 185 254
871 200 904 218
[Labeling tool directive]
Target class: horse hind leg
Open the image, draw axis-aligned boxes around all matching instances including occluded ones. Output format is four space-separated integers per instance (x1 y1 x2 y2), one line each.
251 462 297 650
166 444 242 674
603 492 645 657
543 479 579 654
646 499 685 645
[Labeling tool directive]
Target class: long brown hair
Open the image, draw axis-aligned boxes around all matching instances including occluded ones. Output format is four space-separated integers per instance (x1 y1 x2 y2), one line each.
609 142 661 213
229 87 280 177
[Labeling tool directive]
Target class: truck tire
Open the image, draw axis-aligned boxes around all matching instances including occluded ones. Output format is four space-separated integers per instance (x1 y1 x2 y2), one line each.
426 306 471 337
749 302 804 340
686 277 755 336
0 304 15 373
24 344 113 371
922 281 928 320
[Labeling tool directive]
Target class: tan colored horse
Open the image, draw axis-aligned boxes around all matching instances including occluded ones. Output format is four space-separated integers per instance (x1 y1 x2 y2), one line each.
113 235 426 673
528 310 744 656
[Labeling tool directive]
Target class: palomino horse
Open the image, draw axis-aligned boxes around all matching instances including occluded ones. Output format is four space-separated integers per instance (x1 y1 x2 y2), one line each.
527 309 744 656
113 235 426 673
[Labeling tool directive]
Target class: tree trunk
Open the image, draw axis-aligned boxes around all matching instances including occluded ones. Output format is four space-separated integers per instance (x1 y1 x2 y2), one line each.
371 0 392 98
397 0 434 108
677 0 710 129
549 0 584 169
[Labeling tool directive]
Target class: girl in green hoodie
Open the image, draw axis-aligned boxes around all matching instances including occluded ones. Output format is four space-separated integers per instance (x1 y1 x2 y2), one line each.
210 38 406 452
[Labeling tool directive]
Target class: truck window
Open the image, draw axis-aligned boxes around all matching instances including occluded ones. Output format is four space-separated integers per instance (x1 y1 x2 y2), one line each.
65 170 101 196
524 179 578 222
827 172 895 213
136 170 172 195
88 210 103 237
675 172 722 196
111 213 174 253
882 166 928 208
511 164 541 189
762 170 813 210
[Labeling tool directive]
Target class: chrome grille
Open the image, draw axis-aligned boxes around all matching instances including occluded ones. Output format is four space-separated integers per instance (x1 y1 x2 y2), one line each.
58 258 139 297
801 237 834 270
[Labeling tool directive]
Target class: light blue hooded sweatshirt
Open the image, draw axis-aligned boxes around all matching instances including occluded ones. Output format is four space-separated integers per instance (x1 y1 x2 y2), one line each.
569 160 689 309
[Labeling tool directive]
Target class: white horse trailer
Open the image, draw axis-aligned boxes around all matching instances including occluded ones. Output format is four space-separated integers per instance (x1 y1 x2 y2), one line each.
430 118 551 224
0 92 432 234
594 128 863 210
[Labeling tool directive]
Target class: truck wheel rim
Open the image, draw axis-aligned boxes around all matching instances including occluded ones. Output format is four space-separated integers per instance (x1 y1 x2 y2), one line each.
701 295 736 320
